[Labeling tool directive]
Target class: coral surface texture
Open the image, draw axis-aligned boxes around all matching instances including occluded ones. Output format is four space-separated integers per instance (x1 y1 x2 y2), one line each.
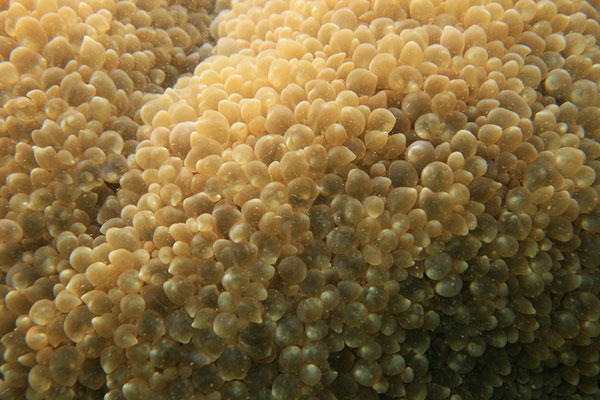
0 0 600 399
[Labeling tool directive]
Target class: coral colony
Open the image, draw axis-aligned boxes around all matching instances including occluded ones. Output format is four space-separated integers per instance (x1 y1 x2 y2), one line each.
0 0 599 399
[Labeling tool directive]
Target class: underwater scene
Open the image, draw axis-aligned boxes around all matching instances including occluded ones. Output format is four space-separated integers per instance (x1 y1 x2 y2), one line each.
0 0 599 398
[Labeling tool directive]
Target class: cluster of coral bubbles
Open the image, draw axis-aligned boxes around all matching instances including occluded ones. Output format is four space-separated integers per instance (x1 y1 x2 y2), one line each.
1 0 600 398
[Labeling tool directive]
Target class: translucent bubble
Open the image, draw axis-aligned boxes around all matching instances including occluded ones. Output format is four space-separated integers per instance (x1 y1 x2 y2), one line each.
213 312 238 339
399 41 424 67
80 36 105 69
278 345 304 374
545 69 572 98
450 130 478 159
506 187 533 213
29 299 57 326
328 146 356 169
389 66 423 93
49 345 83 386
214 346 250 381
352 359 383 387
424 44 451 68
28 364 52 393
546 216 573 242
477 124 502 145
0 219 23 243
440 26 465 57
425 253 453 280
278 256 307 285
415 113 444 142
165 310 194 344
123 377 151 400
297 298 324 323
255 135 286 166
435 273 463 297
280 150 309 182
272 373 302 400
406 140 434 171
266 104 295 135
114 324 138 349
346 68 378 96
82 290 113 316
552 311 580 339
339 106 366 138
133 310 164 343
300 364 321 386
421 162 454 192
555 147 585 178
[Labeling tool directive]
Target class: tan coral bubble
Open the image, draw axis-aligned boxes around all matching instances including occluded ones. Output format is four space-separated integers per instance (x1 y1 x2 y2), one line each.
265 104 295 135
29 299 57 326
424 44 451 69
10 46 48 75
406 140 435 172
544 68 572 99
114 323 138 349
80 36 106 69
570 79 598 108
49 345 83 386
389 65 423 94
330 29 355 54
0 62 19 89
346 68 378 97
420 162 454 192
308 99 339 135
331 7 358 30
398 41 424 67
414 113 444 142
432 91 456 118
364 130 388 151
409 0 436 24
322 123 346 147
369 53 396 89
0 219 24 243
60 72 96 106
440 25 465 57
352 43 378 69
326 146 354 170
555 147 585 178
85 262 109 287
280 150 309 182
15 16 48 52
338 106 366 139
194 110 231 145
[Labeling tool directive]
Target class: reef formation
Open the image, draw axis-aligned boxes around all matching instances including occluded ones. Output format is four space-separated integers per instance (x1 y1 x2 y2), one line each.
1 0 600 399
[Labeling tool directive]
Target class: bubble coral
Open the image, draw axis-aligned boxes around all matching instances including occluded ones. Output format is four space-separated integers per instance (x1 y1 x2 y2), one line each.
1 0 600 399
